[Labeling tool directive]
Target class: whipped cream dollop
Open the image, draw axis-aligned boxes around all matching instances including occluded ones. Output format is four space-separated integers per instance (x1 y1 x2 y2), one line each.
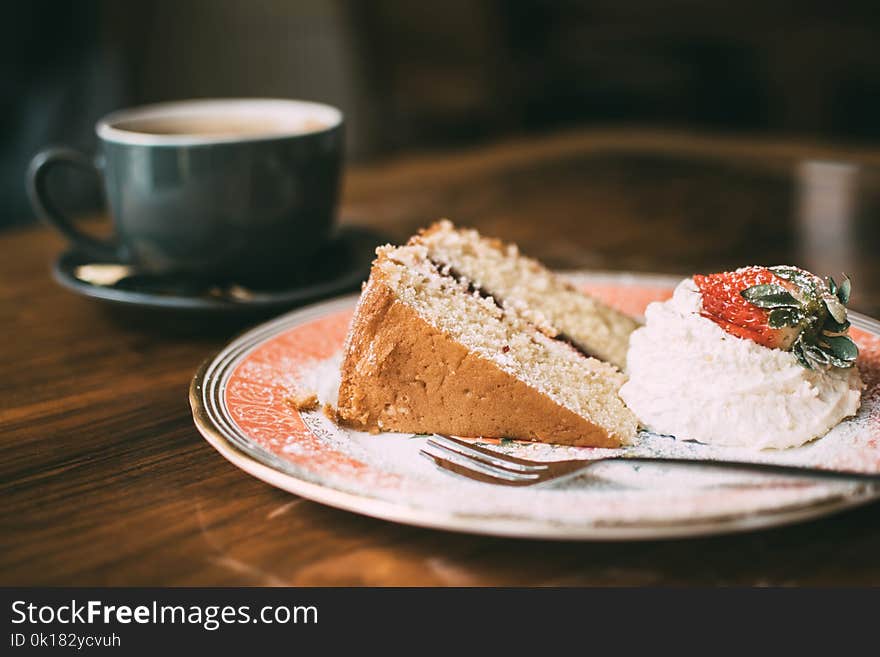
620 278 863 449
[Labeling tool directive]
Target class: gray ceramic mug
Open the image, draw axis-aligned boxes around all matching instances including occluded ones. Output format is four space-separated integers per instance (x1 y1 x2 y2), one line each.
27 99 344 283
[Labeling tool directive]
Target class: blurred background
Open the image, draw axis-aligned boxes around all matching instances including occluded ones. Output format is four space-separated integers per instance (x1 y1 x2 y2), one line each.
4 0 880 229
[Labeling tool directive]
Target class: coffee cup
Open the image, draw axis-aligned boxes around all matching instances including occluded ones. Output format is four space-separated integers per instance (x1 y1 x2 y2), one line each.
27 98 344 283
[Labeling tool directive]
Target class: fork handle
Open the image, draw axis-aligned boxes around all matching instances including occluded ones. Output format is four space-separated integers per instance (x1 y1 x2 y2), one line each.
615 456 880 482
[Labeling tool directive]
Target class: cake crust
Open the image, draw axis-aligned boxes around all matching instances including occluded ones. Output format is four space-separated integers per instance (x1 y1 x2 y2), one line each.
337 271 623 448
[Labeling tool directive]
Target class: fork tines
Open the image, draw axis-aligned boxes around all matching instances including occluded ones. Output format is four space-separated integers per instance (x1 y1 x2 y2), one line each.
420 434 548 487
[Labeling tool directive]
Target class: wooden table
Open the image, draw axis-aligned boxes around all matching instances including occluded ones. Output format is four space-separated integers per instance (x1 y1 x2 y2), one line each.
3 128 880 586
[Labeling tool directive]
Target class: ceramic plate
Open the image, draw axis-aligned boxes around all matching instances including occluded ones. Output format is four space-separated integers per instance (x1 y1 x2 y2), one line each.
190 272 880 540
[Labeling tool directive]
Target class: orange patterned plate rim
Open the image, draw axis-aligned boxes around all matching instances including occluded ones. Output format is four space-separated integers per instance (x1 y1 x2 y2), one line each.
190 271 880 540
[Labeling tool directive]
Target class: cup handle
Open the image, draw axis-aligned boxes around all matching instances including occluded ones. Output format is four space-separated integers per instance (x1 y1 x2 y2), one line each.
27 147 119 261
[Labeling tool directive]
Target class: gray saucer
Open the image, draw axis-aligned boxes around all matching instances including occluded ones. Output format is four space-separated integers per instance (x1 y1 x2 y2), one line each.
52 225 383 313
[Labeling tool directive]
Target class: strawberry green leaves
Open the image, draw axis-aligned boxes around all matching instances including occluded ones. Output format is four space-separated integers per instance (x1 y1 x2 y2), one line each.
741 268 859 370
793 334 859 369
828 275 852 305
767 307 802 328
822 275 851 323
823 335 859 362
823 316 851 334
741 284 805 330
740 284 800 308
837 276 852 304
770 266 820 292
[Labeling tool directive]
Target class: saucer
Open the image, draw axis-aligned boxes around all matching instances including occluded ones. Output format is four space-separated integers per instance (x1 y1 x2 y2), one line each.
52 225 385 313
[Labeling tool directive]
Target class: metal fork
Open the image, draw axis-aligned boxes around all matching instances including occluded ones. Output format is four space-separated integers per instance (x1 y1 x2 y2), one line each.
420 434 880 487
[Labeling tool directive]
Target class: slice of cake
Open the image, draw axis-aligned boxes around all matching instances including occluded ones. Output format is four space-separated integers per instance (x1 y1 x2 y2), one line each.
415 220 639 369
336 221 638 447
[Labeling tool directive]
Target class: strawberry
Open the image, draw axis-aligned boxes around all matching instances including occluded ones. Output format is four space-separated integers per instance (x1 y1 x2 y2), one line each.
693 265 858 369
694 267 804 349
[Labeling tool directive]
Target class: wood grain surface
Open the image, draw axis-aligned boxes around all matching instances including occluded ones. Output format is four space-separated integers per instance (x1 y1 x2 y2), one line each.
3 128 880 585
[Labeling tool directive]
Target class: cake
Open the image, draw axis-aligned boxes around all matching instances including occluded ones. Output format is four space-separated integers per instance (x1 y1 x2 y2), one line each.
413 221 639 369
620 266 863 449
336 220 639 447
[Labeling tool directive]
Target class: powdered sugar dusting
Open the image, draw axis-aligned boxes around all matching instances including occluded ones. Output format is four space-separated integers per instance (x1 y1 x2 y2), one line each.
296 353 342 408
217 278 880 530
282 345 879 527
